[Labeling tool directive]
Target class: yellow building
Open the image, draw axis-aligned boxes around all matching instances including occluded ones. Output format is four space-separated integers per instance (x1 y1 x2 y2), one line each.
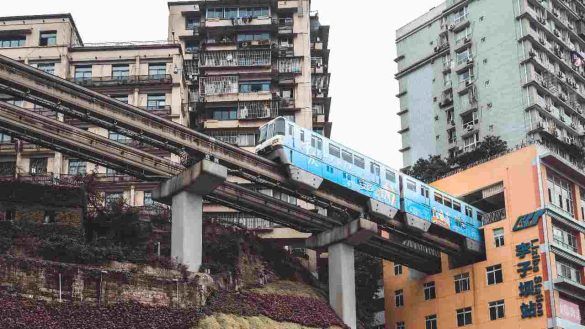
384 145 585 329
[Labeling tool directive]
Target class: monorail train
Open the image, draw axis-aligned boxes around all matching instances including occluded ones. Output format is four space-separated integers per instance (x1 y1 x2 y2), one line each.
256 117 484 249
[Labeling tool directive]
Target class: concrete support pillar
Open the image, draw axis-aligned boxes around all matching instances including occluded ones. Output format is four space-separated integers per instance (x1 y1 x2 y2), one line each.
171 191 203 272
328 242 356 329
305 219 378 329
153 159 227 273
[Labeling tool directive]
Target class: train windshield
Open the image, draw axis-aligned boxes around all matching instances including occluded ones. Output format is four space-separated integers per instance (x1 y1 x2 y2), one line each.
258 118 286 144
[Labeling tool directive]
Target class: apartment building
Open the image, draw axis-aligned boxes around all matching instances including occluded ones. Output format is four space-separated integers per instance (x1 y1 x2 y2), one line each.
166 0 331 235
0 1 331 240
384 145 585 328
396 0 585 169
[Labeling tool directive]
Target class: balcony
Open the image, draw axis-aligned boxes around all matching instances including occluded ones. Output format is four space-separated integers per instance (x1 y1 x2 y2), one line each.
278 18 294 35
199 75 239 96
69 74 172 88
200 50 271 68
311 74 330 91
277 57 302 74
237 100 279 120
481 208 506 225
203 16 273 29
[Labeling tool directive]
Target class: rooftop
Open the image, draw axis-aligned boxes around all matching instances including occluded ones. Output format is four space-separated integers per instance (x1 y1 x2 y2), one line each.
0 13 83 46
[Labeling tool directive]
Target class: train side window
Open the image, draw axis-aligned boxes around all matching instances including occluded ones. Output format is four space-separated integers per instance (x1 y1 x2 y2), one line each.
342 150 353 163
354 155 365 169
465 206 473 217
311 136 322 150
329 144 340 157
444 197 453 208
300 130 305 142
370 163 380 176
385 170 396 183
420 186 429 198
406 179 416 192
267 123 274 138
453 201 461 212
434 192 443 204
288 124 294 136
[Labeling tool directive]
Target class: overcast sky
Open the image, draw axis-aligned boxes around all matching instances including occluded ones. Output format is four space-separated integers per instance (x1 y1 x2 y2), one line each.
3 0 441 169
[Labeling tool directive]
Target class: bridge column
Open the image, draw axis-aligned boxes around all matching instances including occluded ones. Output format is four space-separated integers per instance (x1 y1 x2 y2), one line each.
153 160 227 272
306 219 378 329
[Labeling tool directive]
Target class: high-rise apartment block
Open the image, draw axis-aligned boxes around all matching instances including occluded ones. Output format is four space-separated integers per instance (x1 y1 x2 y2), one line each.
396 0 585 169
384 145 585 328
0 0 331 230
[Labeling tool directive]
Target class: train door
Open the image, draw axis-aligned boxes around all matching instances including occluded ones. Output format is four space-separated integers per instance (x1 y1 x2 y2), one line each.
311 135 323 159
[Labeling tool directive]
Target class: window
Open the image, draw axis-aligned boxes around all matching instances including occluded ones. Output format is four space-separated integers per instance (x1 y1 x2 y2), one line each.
105 192 123 207
185 41 198 53
557 260 581 283
311 136 322 151
29 157 47 175
465 206 473 217
489 300 505 320
580 187 585 220
395 290 404 307
434 192 443 204
456 48 471 65
207 8 224 19
342 150 353 163
185 16 199 29
406 180 416 192
208 131 256 147
112 65 129 79
486 264 503 285
281 88 294 99
68 159 86 175
553 226 578 252
424 281 436 300
109 131 131 144
0 35 25 48
457 307 472 326
493 228 505 248
425 315 437 329
34 63 55 75
547 172 575 215
39 31 57 46
455 27 471 44
458 69 473 84
386 170 396 183
453 6 469 24
300 130 305 142
394 264 403 275
212 108 238 120
353 155 365 169
329 144 340 158
74 66 92 80
421 186 430 198
0 161 16 176
454 273 470 293
0 133 12 143
111 95 129 104
237 32 270 42
370 162 380 176
239 81 270 93
146 94 166 110
144 192 154 206
463 133 479 152
396 322 405 329
453 201 461 212
149 63 167 78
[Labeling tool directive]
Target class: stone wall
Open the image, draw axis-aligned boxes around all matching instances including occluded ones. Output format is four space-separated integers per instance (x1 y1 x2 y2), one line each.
0 256 214 308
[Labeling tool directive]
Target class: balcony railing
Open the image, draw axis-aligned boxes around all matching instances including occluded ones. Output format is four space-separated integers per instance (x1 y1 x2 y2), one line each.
481 208 506 225
311 74 330 90
238 100 279 120
69 74 172 87
200 50 271 68
278 57 302 74
199 76 239 96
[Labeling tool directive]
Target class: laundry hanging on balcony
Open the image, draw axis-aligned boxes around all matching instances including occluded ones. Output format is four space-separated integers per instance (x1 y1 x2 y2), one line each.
570 51 585 67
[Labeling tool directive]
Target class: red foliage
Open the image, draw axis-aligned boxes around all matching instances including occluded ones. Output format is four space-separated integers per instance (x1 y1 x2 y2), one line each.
0 293 201 329
206 291 348 328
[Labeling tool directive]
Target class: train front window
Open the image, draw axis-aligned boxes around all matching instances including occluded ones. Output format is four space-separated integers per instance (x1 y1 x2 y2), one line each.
274 118 286 137
258 125 268 143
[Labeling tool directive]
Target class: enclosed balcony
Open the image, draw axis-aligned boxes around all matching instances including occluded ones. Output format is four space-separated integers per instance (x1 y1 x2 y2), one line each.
199 75 239 96
237 100 280 120
200 50 271 68
69 74 172 87
277 57 302 74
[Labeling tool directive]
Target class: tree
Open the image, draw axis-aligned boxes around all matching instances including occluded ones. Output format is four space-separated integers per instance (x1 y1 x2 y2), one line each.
355 252 383 328
451 135 508 167
404 155 451 183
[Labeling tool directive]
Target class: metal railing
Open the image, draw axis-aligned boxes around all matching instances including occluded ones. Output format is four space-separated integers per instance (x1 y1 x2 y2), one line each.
200 50 271 68
75 40 177 48
69 74 172 87
481 208 506 226
278 57 302 74
238 100 279 120
199 75 239 96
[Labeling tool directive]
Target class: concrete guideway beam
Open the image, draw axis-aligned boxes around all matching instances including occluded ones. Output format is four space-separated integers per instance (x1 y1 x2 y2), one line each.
306 219 377 329
153 160 228 272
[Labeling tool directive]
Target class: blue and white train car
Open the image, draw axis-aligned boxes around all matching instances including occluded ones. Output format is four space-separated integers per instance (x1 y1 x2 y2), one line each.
256 117 401 219
256 117 484 249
